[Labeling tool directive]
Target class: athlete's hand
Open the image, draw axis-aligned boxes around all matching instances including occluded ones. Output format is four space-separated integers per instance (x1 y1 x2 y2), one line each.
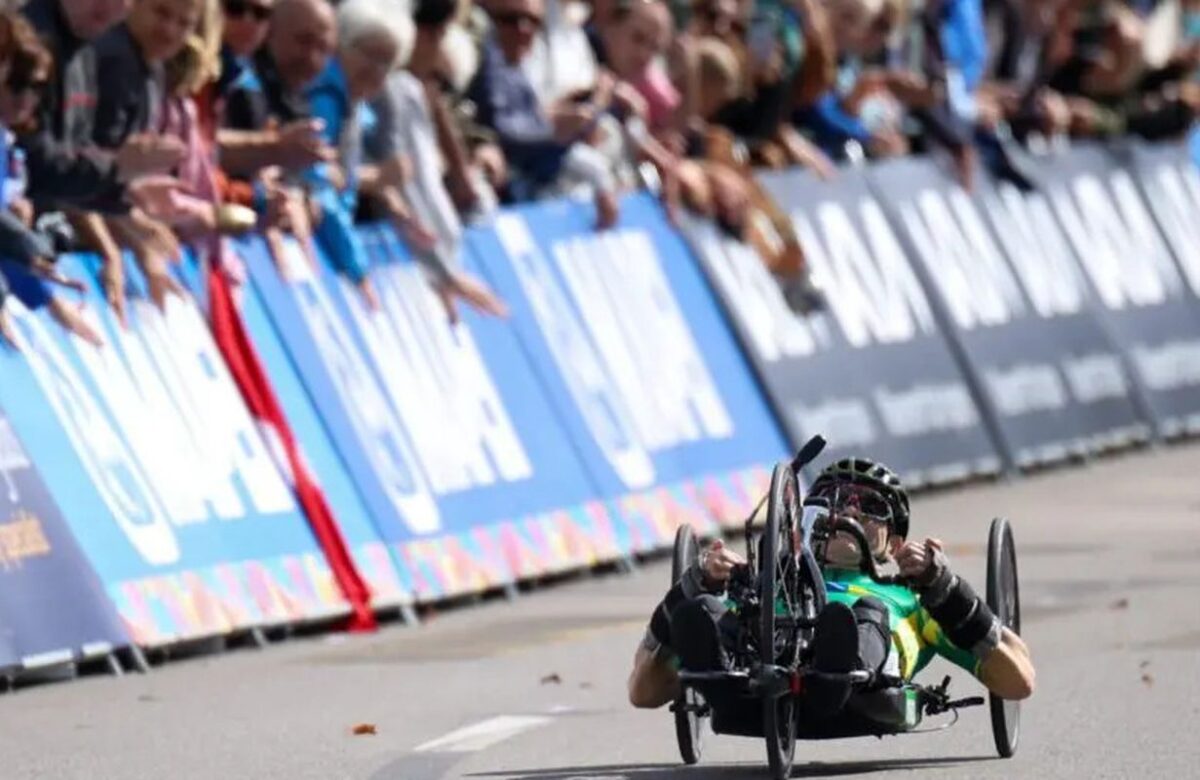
699 539 745 587
896 537 949 588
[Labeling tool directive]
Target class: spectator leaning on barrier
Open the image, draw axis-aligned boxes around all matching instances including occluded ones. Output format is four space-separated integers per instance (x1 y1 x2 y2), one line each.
362 0 509 323
302 0 413 307
0 9 101 346
89 0 219 311
20 0 192 321
467 0 621 226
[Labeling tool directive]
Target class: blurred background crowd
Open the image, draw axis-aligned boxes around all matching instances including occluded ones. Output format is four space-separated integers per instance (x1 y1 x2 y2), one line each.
0 0 1199 346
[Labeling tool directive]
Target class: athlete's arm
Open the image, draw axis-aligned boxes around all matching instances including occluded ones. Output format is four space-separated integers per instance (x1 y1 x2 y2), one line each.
899 538 1035 701
627 644 680 709
628 540 743 709
979 628 1035 700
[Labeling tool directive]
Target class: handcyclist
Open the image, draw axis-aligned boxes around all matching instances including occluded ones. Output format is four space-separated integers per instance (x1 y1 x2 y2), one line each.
627 458 1035 719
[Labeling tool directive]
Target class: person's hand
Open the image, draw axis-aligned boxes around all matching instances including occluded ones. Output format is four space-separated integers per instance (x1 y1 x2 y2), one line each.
611 81 648 120
9 197 34 228
358 276 380 311
473 144 508 190
435 271 509 324
595 188 620 230
99 252 127 327
1035 88 1072 135
127 176 193 222
273 118 336 170
951 143 977 192
400 218 439 254
895 537 949 588
868 129 908 158
552 104 598 143
698 539 746 588
136 250 186 311
0 305 17 350
47 297 104 347
29 257 87 295
116 134 186 181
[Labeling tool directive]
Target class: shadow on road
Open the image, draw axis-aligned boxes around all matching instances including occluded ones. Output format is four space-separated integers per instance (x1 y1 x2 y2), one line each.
466 755 996 779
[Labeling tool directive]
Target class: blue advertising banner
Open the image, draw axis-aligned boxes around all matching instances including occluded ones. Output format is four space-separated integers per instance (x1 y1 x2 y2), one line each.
1040 145 1200 438
0 404 129 669
0 254 349 647
467 194 782 534
869 157 1148 468
718 167 1001 486
243 231 619 600
174 249 411 609
1126 142 1200 312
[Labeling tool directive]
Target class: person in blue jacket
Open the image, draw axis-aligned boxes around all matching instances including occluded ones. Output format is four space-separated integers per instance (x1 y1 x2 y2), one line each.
304 0 412 307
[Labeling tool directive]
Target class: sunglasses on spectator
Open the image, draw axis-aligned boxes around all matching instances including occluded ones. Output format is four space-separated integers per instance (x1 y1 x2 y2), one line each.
7 72 48 95
223 0 272 23
493 11 544 30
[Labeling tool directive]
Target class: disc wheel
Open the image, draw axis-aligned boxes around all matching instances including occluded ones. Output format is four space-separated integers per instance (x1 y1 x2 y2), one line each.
987 517 1021 758
671 525 707 765
760 462 802 780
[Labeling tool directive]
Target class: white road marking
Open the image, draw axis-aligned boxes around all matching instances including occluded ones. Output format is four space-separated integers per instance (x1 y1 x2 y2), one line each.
413 715 552 754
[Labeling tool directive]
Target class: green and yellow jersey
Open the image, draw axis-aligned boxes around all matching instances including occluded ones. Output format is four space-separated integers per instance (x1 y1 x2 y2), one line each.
822 568 981 681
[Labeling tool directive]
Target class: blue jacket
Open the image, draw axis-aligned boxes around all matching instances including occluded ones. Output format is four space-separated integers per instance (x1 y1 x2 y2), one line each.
304 59 370 284
466 39 568 196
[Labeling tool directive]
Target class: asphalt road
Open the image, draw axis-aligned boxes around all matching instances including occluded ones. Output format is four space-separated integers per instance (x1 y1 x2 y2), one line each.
2 444 1199 780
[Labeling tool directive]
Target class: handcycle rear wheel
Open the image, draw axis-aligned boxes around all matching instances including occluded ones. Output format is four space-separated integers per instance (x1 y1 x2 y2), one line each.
987 517 1021 758
671 525 707 765
760 462 801 780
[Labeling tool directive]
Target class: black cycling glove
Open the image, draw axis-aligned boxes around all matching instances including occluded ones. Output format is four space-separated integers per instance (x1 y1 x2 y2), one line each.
642 565 714 658
917 548 1002 659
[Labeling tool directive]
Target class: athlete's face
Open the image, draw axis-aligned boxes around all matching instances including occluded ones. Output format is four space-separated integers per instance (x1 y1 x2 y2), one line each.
811 483 899 568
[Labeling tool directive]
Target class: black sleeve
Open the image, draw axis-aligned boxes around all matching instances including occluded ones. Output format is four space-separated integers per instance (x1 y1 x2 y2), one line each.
20 127 127 213
0 210 53 266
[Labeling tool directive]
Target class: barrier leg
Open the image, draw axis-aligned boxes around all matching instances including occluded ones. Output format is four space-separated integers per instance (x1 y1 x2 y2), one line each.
399 603 420 627
250 628 269 649
105 653 124 677
125 645 151 674
503 583 521 602
616 556 638 575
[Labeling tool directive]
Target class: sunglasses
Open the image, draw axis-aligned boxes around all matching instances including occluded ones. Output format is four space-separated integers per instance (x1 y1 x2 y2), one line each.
493 10 544 31
7 72 48 95
810 484 894 524
223 0 272 23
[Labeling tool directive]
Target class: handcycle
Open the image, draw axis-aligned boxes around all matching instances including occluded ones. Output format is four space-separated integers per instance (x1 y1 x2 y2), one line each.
668 436 1022 779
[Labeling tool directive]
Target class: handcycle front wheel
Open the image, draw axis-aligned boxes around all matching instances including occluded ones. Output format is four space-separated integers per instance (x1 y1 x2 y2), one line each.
760 462 801 780
671 525 707 765
987 517 1021 758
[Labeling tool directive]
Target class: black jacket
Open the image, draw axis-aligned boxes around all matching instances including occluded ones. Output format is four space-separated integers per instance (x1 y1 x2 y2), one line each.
20 0 127 213
91 22 164 149
223 48 311 131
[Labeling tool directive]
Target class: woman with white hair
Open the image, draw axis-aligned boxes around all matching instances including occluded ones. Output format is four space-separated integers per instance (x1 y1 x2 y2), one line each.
303 0 415 305
361 0 508 322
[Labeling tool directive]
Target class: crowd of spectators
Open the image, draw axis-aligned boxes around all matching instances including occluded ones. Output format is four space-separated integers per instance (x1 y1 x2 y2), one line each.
1 0 1199 346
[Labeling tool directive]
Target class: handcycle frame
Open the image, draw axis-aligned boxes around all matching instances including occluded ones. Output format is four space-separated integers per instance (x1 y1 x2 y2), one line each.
669 436 1021 778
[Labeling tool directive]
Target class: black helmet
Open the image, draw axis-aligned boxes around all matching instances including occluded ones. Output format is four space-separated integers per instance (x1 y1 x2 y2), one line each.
806 457 910 539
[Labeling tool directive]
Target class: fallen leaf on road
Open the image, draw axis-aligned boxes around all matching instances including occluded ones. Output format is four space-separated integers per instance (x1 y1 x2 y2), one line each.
1141 674 1154 687
1110 598 1130 610
579 682 593 690
540 673 562 685
352 723 378 736
1139 660 1151 670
